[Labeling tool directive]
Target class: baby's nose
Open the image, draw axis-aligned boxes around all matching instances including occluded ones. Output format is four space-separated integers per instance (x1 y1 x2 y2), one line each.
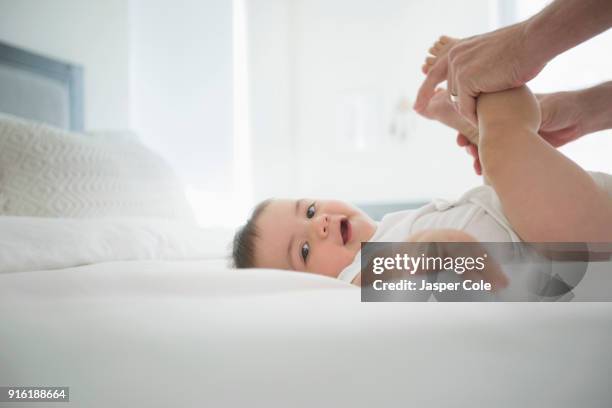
314 214 329 238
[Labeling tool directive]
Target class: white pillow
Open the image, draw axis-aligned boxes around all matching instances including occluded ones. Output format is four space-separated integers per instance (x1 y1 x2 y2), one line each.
0 216 232 273
0 113 194 220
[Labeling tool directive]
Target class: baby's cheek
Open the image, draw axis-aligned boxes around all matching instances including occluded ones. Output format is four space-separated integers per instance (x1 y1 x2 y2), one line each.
334 250 357 276
313 249 354 278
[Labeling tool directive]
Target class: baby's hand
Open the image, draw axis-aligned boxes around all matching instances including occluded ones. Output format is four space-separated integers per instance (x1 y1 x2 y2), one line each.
408 229 509 291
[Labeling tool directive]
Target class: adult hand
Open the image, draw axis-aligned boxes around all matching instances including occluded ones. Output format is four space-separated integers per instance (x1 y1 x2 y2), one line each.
415 23 546 126
538 91 587 147
456 133 482 175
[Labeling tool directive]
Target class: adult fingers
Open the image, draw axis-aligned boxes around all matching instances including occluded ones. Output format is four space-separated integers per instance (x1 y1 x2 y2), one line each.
457 134 482 175
466 143 479 160
456 133 470 147
539 126 580 148
473 159 482 176
466 144 482 175
456 85 478 127
414 58 448 111
447 58 456 105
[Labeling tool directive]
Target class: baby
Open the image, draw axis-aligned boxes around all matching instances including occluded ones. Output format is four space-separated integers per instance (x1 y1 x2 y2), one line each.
232 36 612 285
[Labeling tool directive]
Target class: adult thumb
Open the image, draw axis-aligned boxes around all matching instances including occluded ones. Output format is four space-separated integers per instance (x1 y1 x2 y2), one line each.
456 88 478 127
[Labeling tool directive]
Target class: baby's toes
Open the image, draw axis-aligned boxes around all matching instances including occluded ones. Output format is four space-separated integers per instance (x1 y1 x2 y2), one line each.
428 35 458 57
422 56 436 73
428 43 442 56
428 37 447 55
438 35 452 45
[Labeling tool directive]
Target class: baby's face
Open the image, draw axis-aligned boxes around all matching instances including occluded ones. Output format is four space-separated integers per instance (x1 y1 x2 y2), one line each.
254 199 377 278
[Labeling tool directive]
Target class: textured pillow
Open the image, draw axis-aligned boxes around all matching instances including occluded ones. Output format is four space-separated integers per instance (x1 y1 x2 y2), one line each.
0 113 195 220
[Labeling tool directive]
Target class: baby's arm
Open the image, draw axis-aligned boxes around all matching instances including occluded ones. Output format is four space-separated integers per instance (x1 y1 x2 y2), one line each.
477 86 612 242
354 229 508 289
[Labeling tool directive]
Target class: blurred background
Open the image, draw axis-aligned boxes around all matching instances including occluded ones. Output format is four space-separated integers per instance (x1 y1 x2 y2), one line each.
1 0 611 227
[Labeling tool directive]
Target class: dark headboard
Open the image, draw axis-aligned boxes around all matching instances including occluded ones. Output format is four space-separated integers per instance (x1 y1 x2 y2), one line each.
0 41 84 131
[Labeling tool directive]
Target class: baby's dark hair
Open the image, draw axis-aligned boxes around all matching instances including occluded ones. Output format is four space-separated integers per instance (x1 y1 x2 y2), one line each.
231 199 272 268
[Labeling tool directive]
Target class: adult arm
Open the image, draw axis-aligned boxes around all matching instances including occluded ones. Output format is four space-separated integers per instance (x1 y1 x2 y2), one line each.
539 81 612 146
415 0 612 125
525 0 612 69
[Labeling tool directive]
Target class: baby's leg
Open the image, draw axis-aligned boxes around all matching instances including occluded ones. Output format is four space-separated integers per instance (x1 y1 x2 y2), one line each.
477 87 612 242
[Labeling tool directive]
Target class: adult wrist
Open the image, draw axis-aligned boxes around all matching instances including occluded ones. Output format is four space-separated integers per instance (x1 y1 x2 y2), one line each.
577 82 612 133
522 17 556 70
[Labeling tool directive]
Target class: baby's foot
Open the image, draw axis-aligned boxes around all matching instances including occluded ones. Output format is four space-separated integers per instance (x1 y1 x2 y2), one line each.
419 36 478 144
421 35 458 74
419 88 479 145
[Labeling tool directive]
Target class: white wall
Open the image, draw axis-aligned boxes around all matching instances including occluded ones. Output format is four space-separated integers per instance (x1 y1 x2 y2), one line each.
248 0 494 205
0 0 130 130
247 0 295 200
248 0 612 206
129 0 234 193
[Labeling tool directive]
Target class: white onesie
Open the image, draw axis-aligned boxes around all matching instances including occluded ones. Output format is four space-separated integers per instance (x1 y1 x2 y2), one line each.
338 171 612 283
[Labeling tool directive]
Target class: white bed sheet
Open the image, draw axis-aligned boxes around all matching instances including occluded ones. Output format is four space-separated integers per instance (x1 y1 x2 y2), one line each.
1 259 611 408
1 216 611 407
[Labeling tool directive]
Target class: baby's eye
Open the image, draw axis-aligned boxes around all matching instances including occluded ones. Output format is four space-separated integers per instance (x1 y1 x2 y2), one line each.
306 203 316 219
301 242 310 263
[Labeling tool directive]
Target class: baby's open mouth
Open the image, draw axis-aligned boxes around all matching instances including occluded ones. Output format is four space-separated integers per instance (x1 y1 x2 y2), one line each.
340 218 351 245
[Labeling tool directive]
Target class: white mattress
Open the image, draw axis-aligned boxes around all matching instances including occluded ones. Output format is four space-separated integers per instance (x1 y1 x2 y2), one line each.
1 217 611 407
